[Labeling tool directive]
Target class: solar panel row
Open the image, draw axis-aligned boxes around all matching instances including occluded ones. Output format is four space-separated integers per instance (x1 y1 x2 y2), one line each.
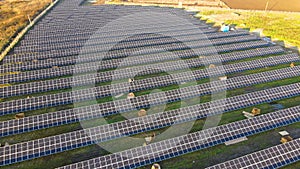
2 92 300 167
0 46 284 81
24 5 199 26
20 23 228 46
16 24 245 52
24 16 207 34
7 7 204 56
56 106 300 169
0 46 284 98
32 3 199 34
1 43 289 85
1 65 299 137
6 31 254 65
28 10 202 30
24 10 203 33
16 29 231 53
17 21 210 46
1 31 252 73
11 8 211 54
1 53 298 115
20 24 216 44
0 83 300 168
3 39 269 64
206 138 300 169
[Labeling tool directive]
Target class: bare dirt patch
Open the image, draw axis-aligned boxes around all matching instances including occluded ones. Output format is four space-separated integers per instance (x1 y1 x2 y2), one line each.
222 0 300 12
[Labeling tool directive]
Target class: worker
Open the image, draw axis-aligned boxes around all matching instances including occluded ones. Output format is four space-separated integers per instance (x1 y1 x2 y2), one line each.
221 23 230 32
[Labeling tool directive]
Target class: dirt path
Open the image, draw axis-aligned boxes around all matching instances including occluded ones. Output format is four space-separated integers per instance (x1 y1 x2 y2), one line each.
222 0 300 12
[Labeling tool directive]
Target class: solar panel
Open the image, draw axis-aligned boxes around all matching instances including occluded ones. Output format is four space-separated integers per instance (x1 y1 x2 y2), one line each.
18 26 240 49
24 18 208 35
21 24 216 43
6 5 211 55
1 53 298 115
1 65 300 137
1 2 299 168
1 31 255 74
16 24 210 49
2 96 300 167
0 46 284 88
206 138 300 169
23 10 206 35
16 27 248 52
57 105 300 169
3 37 269 64
1 45 292 85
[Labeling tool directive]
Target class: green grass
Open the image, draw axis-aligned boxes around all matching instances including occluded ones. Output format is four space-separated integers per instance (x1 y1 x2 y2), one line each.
199 10 231 16
199 9 300 49
1 144 109 169
0 123 82 144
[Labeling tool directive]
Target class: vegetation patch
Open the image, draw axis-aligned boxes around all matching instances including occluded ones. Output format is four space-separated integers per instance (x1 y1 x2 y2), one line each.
199 9 300 49
0 0 52 52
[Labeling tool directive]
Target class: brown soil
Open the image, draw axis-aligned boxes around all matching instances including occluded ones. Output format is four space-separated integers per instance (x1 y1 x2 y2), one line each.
222 0 300 12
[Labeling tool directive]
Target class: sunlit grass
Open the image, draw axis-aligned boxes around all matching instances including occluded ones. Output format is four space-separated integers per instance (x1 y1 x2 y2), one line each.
199 9 300 48
0 0 52 52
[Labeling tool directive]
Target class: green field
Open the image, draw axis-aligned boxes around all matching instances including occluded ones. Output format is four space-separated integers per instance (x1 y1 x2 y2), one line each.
198 9 300 49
